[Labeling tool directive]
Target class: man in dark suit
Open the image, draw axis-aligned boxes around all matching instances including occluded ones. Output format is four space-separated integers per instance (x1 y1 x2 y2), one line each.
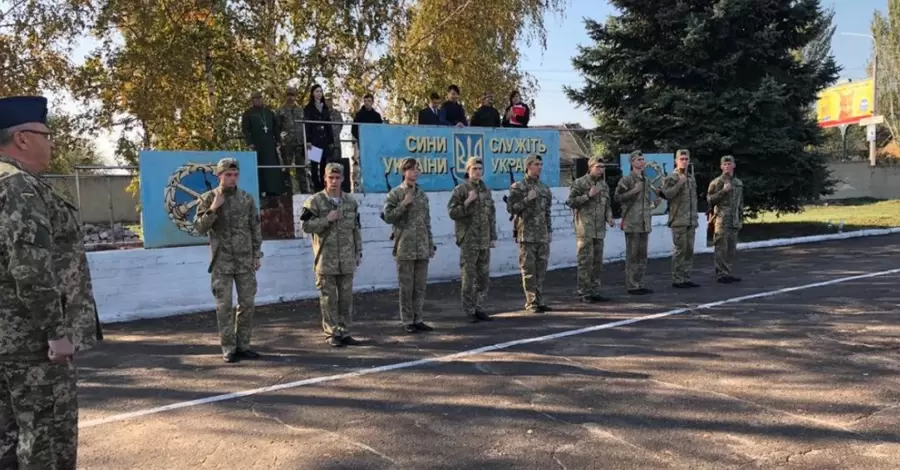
417 92 442 126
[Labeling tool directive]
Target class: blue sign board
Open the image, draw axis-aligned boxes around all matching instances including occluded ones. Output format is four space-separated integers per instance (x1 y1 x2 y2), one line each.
619 152 674 216
139 150 260 249
358 125 560 192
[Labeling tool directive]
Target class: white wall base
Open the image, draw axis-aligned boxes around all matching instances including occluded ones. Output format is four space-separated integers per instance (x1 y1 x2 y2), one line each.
89 187 710 323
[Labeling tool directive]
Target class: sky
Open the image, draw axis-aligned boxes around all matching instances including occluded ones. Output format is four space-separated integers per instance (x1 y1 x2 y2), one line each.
68 0 888 163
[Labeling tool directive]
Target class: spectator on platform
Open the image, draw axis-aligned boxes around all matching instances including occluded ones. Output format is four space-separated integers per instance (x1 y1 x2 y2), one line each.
439 85 468 127
303 84 335 192
242 91 288 197
417 92 442 126
351 93 383 143
502 90 531 128
469 92 502 128
325 95 351 193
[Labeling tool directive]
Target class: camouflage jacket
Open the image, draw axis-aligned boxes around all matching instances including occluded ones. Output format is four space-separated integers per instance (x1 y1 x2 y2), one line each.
0 155 99 361
277 103 306 144
382 182 434 260
447 179 497 249
615 172 654 233
300 191 363 275
194 186 263 274
707 174 744 230
566 174 613 239
506 175 553 244
661 170 699 228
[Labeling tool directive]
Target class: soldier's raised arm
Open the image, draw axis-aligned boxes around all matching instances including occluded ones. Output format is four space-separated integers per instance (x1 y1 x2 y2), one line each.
661 174 685 200
0 175 65 339
193 192 218 235
381 187 409 224
447 185 473 220
300 196 332 234
565 178 591 209
707 179 726 206
614 176 642 203
506 182 529 216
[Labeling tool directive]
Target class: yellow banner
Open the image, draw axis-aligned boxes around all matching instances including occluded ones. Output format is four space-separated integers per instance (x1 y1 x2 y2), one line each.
816 79 874 128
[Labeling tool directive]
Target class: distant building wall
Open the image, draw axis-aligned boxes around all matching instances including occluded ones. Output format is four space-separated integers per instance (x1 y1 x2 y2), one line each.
44 175 141 225
826 162 900 200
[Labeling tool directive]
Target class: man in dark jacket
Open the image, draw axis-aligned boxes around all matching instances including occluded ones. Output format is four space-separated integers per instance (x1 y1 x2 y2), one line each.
439 85 468 127
470 92 501 127
351 93 383 142
418 93 442 126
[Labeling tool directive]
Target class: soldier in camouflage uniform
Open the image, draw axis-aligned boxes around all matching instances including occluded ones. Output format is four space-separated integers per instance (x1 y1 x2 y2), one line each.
382 158 436 333
0 96 101 469
506 154 554 313
277 86 310 193
566 156 615 302
301 163 363 347
707 155 744 283
662 149 700 288
615 150 657 295
447 157 497 323
194 158 264 363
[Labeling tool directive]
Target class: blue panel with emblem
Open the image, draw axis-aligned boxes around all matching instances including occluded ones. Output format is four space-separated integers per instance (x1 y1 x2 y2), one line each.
619 152 674 216
138 150 260 249
358 125 560 192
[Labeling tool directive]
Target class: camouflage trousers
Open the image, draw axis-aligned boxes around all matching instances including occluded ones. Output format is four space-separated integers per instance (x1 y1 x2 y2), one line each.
281 143 310 194
211 271 258 354
0 361 78 470
671 227 696 284
625 232 649 290
519 242 550 310
714 228 739 278
315 273 354 338
397 260 429 325
459 247 491 315
576 237 605 297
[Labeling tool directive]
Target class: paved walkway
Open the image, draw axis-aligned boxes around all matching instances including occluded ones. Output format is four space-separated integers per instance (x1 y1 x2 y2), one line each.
76 235 900 469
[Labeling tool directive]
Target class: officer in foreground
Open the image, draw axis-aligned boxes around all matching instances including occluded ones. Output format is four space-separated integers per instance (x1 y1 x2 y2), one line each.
662 149 700 288
301 163 364 347
707 155 744 283
194 158 264 362
566 156 615 302
507 154 554 313
0 95 101 468
447 157 497 323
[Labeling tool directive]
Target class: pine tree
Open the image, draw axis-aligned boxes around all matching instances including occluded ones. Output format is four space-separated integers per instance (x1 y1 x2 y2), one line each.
566 0 840 216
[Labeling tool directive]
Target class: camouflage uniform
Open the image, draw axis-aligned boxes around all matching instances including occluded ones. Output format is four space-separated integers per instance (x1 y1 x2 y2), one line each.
661 157 699 286
447 158 497 320
615 153 654 293
382 169 434 327
277 88 309 193
0 150 100 468
301 163 363 341
707 156 744 281
506 155 553 312
566 157 614 300
194 159 263 358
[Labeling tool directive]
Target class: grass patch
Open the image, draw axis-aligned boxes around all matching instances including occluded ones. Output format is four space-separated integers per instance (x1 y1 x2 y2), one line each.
739 198 900 242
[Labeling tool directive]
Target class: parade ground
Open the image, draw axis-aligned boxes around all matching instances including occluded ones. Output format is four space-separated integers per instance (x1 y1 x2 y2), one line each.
75 235 900 469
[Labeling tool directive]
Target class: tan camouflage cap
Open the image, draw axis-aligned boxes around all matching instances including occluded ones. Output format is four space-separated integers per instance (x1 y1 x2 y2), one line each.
676 149 690 157
588 156 605 168
629 150 643 162
324 162 344 175
721 155 735 164
524 154 543 167
215 158 239 174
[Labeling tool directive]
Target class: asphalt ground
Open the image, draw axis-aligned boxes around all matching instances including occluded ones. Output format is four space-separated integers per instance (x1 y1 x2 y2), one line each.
75 235 900 469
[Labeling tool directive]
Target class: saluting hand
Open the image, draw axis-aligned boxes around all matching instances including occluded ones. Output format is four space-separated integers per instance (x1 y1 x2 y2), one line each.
402 189 415 206
327 209 341 221
465 190 478 205
211 191 225 210
588 185 600 197
526 189 537 201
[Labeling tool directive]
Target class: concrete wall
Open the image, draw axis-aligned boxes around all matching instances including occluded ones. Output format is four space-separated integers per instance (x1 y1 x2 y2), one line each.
44 174 141 225
87 187 708 323
826 162 900 200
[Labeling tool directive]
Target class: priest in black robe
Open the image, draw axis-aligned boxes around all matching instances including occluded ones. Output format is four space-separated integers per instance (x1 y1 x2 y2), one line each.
241 91 288 196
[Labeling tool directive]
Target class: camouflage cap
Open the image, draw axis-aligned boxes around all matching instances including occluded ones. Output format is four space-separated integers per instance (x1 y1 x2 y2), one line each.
216 158 239 174
588 156 605 168
720 155 735 164
324 162 344 175
465 157 483 172
524 154 543 167
676 149 690 157
629 150 643 162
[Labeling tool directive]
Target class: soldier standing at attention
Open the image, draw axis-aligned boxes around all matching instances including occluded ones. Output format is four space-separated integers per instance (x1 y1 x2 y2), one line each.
277 86 310 193
662 149 700 288
300 163 363 347
566 156 615 303
707 155 744 283
0 95 101 468
194 158 264 363
382 158 436 333
447 157 497 323
506 154 554 313
615 150 656 295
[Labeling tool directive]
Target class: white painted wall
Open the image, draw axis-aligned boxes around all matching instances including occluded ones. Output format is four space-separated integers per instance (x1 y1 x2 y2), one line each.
88 188 708 323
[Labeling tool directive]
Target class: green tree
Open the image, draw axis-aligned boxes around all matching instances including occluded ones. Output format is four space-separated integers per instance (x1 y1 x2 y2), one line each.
46 113 103 174
566 0 840 217
873 0 900 144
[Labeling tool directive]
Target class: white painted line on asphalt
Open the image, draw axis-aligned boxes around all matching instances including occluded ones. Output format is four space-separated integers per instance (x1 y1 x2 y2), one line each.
80 267 900 429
